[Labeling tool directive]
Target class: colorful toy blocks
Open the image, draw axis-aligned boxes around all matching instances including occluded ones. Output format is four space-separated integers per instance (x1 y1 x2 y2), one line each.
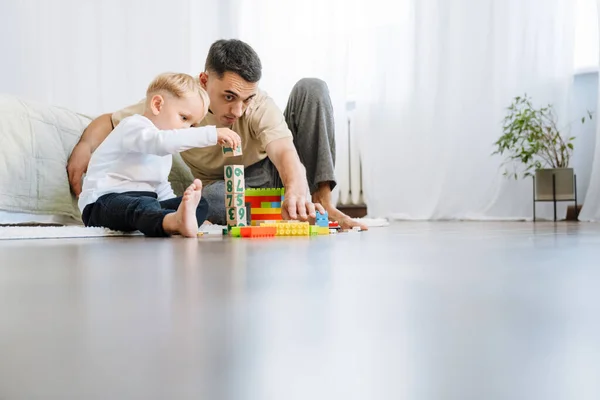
222 144 243 157
261 202 281 208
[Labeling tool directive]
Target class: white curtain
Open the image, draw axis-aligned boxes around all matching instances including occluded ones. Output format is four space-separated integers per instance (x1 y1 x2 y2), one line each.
0 0 228 117
235 0 354 205
351 0 576 220
579 0 600 221
233 0 576 220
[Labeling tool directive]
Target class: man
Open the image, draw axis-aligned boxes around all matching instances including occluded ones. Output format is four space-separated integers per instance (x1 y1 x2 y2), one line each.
67 39 367 230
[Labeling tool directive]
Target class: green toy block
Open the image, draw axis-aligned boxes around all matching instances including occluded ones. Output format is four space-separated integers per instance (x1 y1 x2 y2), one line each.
310 225 319 236
245 188 284 197
230 227 241 237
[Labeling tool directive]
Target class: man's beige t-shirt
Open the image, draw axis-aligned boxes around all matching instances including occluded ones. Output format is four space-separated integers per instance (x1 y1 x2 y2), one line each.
111 89 292 186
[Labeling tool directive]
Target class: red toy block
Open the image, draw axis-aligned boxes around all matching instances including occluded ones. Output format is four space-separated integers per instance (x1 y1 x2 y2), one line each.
240 226 277 238
245 196 283 208
251 213 283 221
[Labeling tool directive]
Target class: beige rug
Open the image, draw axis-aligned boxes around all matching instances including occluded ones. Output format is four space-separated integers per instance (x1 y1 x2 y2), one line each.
0 218 386 240
0 226 143 240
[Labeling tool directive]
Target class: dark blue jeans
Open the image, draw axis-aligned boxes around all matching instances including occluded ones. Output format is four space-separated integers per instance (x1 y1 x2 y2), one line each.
82 191 209 237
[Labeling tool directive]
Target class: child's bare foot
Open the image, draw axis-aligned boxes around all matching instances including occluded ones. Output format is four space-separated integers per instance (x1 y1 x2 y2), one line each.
163 179 203 237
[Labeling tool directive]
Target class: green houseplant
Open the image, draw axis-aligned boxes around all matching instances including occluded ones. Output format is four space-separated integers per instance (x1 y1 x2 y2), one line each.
493 94 592 201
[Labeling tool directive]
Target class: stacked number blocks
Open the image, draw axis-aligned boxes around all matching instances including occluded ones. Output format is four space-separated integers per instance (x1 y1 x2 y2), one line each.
224 164 247 228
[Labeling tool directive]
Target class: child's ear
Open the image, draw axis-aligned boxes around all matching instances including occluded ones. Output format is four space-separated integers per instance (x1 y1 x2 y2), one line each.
150 95 164 115
199 72 209 89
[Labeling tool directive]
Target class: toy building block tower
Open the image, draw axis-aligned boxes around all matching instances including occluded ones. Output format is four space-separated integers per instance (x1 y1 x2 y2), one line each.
224 164 247 228
245 188 284 225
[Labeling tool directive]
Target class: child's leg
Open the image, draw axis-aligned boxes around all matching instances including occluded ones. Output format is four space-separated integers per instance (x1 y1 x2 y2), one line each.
160 196 209 226
85 191 172 237
160 180 204 237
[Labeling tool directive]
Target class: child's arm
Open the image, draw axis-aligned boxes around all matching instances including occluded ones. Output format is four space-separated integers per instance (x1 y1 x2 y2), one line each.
122 122 218 156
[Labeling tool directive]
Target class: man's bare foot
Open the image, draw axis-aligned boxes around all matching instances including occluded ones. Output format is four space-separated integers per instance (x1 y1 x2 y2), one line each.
324 206 369 231
312 182 368 231
163 179 203 237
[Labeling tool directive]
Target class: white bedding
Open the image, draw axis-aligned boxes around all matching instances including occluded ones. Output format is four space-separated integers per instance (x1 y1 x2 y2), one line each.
0 94 196 225
0 94 92 222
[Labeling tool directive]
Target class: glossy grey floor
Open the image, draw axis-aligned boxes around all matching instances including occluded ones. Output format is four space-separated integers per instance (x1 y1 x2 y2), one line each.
1 222 600 400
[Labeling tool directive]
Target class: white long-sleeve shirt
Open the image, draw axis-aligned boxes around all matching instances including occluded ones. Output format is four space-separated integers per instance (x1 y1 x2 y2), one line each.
78 114 217 212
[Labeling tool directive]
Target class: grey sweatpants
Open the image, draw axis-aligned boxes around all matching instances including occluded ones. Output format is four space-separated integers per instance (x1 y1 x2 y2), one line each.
203 78 337 225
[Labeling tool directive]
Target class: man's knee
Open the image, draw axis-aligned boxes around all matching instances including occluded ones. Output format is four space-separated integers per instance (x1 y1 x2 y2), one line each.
293 78 329 99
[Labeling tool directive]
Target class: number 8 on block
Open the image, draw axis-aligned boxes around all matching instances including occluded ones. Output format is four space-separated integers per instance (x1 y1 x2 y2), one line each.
225 165 245 194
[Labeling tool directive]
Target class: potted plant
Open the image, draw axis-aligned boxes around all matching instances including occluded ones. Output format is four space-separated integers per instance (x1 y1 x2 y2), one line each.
493 94 592 202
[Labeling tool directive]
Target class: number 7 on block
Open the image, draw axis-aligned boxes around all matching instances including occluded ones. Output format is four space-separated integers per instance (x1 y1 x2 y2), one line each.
226 193 245 207
225 165 245 194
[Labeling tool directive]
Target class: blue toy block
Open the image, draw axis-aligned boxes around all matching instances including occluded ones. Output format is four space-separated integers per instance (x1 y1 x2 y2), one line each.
316 210 329 227
271 202 281 208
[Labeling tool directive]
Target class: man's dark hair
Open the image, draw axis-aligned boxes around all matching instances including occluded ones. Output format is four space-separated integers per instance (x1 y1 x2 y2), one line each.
205 39 262 83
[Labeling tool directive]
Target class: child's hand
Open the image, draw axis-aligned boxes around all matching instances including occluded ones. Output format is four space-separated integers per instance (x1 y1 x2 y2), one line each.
216 128 242 149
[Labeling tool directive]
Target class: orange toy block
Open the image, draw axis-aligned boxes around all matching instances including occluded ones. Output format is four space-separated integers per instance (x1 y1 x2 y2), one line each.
240 226 277 238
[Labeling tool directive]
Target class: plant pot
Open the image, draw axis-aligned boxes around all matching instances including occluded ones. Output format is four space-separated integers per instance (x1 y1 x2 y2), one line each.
534 168 575 201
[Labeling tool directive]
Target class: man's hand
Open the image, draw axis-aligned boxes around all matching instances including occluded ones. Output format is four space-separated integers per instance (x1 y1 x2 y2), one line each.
281 182 326 221
67 142 92 197
66 113 115 197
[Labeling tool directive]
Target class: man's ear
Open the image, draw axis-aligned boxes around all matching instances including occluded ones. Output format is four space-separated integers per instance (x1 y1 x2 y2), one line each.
150 94 164 115
199 72 209 89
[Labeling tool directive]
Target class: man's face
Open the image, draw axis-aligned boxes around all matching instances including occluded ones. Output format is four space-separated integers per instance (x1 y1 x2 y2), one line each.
200 71 258 127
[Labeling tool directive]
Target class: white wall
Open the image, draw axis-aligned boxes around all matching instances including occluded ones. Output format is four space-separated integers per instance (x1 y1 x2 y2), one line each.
0 0 230 117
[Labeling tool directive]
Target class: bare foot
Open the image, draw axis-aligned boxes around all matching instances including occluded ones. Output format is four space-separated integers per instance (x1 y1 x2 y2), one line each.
325 206 369 231
163 179 203 237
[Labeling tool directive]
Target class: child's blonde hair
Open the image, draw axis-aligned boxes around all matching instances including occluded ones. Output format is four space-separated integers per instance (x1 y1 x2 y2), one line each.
146 72 209 115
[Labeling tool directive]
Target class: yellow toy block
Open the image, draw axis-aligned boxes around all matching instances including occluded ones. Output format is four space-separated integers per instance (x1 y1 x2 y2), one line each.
251 208 281 215
261 221 309 236
317 227 330 235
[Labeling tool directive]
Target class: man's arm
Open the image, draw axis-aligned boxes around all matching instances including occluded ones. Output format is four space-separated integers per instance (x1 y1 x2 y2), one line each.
67 113 114 197
68 100 146 197
266 137 324 220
